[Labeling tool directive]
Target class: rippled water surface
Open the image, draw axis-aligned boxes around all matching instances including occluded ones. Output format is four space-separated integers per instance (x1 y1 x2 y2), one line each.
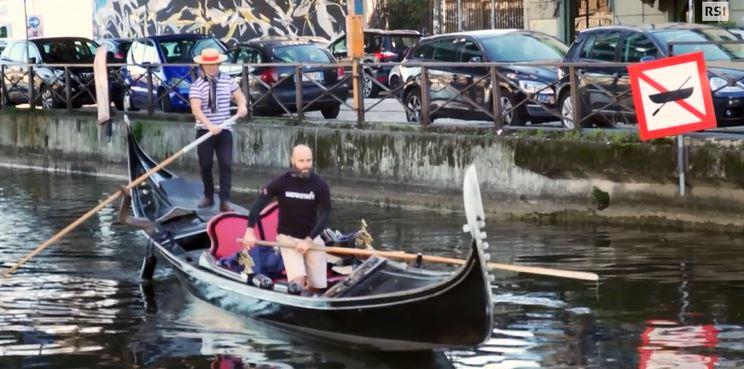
2 169 744 368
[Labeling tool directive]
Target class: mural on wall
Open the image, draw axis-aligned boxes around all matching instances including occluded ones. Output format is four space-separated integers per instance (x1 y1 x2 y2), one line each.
93 0 347 45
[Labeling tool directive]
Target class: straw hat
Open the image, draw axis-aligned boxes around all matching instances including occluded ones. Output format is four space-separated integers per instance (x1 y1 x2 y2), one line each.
193 48 228 64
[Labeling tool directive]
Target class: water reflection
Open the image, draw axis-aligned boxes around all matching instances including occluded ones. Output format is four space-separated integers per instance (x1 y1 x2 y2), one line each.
2 169 744 368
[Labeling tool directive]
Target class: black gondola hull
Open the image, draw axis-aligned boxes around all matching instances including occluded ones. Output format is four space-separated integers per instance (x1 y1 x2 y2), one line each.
126 125 494 351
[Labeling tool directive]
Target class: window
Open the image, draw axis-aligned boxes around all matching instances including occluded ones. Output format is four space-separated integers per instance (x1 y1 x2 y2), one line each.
236 47 262 63
27 44 41 62
480 33 568 62
365 34 381 53
458 39 482 62
581 32 620 61
272 45 331 63
412 43 434 59
330 36 347 55
622 33 658 62
141 41 159 64
9 43 26 62
433 39 458 62
387 35 420 53
128 40 145 64
34 39 97 63
653 28 744 60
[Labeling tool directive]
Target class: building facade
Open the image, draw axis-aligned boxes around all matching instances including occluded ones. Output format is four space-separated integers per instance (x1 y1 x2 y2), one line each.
0 0 93 39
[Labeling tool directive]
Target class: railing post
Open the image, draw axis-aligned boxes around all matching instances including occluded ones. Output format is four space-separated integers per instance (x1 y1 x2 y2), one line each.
420 65 430 127
490 65 502 130
65 66 72 113
28 65 35 109
146 65 154 117
569 65 581 133
677 135 686 196
354 61 365 128
1 65 6 111
242 64 252 121
294 65 303 124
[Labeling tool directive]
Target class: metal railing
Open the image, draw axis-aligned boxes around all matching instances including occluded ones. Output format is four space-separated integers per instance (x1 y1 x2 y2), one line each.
2 58 736 133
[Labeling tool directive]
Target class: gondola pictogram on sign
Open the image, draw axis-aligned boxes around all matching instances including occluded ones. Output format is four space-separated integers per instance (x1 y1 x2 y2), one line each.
627 51 717 140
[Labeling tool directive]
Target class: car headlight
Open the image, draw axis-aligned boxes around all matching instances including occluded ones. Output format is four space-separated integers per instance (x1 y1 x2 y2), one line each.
709 76 744 93
518 80 553 94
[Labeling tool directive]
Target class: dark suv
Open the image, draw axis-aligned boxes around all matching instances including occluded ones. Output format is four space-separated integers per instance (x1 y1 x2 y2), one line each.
394 29 567 125
559 23 744 128
230 37 348 118
0 37 99 108
328 29 421 98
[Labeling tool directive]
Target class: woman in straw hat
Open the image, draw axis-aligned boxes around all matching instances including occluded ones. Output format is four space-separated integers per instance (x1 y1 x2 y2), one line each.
190 48 248 212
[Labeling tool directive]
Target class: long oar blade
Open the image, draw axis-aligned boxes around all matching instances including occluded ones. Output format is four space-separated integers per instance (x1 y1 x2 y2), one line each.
241 239 599 281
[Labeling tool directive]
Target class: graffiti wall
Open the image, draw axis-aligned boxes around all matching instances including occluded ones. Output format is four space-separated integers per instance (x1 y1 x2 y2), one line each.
93 0 347 45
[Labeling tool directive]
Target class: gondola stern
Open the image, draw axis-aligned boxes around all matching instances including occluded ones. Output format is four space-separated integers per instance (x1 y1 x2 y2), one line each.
462 165 495 345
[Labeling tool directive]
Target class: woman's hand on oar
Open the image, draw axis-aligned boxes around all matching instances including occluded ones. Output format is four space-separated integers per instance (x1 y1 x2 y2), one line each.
1 115 239 279
237 237 599 281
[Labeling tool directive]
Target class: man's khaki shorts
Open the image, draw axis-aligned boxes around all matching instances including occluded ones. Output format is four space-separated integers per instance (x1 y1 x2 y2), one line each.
276 234 327 289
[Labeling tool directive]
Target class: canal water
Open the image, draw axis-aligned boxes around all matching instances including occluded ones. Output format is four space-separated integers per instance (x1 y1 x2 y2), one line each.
1 168 744 368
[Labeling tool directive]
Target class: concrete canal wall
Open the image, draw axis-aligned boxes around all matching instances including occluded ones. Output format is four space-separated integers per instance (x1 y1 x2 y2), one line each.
3 110 744 231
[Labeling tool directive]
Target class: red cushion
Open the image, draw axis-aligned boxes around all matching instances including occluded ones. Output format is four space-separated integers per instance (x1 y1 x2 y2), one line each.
207 203 280 259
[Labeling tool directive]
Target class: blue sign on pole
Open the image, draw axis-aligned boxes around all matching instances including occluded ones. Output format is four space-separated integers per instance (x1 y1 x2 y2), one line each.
28 16 40 28
353 0 364 16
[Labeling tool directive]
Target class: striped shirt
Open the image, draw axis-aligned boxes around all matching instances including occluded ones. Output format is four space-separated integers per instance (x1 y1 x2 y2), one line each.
189 72 239 130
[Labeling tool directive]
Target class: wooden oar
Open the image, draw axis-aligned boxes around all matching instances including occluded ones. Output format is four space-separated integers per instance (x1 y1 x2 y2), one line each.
242 239 599 281
1 116 238 278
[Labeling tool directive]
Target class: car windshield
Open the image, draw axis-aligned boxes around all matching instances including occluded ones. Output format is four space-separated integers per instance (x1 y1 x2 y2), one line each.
159 38 225 63
481 33 568 62
652 29 744 60
272 44 332 63
34 39 98 63
387 35 420 52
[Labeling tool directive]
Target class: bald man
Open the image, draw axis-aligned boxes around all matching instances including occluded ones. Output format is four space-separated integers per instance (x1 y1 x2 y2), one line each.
241 145 331 292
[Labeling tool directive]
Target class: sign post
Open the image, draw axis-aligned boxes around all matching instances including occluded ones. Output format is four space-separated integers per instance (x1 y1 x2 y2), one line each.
347 0 365 125
627 51 717 196
27 15 42 37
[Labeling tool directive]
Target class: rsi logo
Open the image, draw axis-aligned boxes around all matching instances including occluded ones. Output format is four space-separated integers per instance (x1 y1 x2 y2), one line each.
702 1 729 21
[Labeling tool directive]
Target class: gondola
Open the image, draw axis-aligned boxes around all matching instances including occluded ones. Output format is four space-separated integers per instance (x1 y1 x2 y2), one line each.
125 126 494 351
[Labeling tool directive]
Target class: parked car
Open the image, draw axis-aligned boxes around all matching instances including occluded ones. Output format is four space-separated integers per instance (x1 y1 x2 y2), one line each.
726 27 744 40
0 37 98 109
229 37 349 118
97 38 132 110
122 33 227 112
558 23 744 128
393 29 567 125
328 29 421 98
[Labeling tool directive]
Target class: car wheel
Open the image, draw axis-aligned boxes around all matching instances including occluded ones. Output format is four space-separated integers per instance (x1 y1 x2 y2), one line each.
40 86 57 109
320 104 340 119
362 71 379 98
500 90 526 126
158 89 173 113
404 88 422 123
123 90 138 111
558 91 577 130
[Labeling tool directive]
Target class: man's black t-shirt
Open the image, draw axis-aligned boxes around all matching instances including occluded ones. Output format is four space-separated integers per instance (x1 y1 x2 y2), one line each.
253 171 331 239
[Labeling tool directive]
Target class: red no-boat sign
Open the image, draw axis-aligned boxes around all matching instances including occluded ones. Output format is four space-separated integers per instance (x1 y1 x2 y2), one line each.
627 52 717 140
